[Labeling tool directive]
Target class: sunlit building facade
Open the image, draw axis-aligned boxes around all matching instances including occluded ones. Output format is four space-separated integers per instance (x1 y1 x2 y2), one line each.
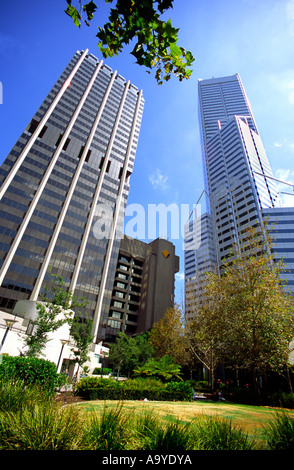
262 207 294 292
185 73 293 318
184 211 216 321
198 74 281 264
107 236 179 342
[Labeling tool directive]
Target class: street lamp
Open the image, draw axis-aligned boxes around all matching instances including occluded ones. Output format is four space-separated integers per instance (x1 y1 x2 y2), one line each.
0 319 18 354
56 339 69 373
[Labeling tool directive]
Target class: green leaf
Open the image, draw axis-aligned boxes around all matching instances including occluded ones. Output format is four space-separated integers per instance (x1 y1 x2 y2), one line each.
170 42 182 57
65 0 195 84
65 5 81 28
82 1 97 21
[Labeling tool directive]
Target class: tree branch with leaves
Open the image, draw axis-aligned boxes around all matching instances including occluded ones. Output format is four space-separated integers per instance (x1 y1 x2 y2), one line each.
189 226 294 394
23 272 87 359
65 0 195 84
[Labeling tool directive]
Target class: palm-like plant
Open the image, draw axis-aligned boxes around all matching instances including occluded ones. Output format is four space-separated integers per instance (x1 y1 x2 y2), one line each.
133 356 182 382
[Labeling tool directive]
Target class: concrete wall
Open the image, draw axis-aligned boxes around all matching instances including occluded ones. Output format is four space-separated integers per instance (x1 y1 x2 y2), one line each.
0 300 109 378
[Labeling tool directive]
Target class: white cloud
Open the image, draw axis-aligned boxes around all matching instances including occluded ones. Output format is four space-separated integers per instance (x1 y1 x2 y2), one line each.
286 0 294 20
268 73 294 106
288 80 294 104
276 168 293 181
272 139 294 151
149 169 169 191
275 169 294 207
175 272 185 282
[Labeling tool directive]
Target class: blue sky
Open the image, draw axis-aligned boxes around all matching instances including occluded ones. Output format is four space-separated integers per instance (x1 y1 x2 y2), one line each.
1 0 294 305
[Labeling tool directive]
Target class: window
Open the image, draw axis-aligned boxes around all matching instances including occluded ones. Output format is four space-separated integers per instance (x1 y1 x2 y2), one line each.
116 281 126 289
63 137 71 151
28 119 47 138
117 272 127 280
115 291 125 299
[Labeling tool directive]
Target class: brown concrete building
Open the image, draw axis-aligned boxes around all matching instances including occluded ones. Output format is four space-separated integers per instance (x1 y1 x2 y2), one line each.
105 236 179 342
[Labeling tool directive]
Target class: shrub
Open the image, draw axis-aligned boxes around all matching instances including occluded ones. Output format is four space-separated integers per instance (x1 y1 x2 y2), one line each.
194 380 210 389
77 377 121 391
269 392 294 409
75 377 193 401
226 387 260 405
123 377 164 390
0 355 62 393
92 367 112 375
165 381 193 401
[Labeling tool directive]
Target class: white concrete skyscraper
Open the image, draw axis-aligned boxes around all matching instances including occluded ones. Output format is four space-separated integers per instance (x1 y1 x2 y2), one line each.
198 74 281 264
185 73 293 318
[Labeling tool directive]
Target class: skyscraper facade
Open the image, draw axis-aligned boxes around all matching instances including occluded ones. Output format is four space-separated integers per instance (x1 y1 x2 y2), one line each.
262 207 294 292
185 73 293 317
198 74 281 264
0 49 144 343
107 235 179 342
184 211 216 321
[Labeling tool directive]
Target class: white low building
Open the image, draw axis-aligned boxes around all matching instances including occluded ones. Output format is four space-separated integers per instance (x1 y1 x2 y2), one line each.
0 300 109 379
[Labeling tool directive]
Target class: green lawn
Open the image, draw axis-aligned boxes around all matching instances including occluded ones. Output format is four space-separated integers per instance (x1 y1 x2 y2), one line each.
75 398 294 448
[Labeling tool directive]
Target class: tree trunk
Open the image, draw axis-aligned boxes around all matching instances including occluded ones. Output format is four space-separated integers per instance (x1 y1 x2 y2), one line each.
253 368 261 404
235 367 240 387
286 366 293 393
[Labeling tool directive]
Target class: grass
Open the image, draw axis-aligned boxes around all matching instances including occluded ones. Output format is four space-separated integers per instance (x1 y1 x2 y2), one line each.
263 410 294 450
1 380 294 450
75 398 294 448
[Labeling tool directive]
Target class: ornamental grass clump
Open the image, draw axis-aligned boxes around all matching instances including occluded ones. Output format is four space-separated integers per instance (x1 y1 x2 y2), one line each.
0 401 83 450
0 379 52 413
82 403 129 450
263 411 294 450
189 414 256 450
133 411 192 451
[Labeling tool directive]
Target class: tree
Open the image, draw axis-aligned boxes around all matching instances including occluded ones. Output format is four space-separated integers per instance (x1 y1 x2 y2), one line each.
24 302 71 358
23 272 87 358
109 332 153 377
70 315 94 373
185 313 220 388
65 0 195 84
148 306 190 366
190 226 294 395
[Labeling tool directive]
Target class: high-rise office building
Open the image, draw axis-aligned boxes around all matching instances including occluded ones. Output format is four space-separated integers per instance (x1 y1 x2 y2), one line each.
0 49 144 343
262 207 294 292
198 74 281 264
185 74 293 317
184 211 216 321
107 235 179 342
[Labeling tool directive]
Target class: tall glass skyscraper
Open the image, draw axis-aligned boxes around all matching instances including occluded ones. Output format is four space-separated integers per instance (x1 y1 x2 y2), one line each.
0 49 144 342
184 210 216 321
198 74 281 264
185 73 293 317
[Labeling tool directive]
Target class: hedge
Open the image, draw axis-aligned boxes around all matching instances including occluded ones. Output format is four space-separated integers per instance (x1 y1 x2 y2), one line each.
76 377 193 401
92 367 112 376
0 355 63 393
